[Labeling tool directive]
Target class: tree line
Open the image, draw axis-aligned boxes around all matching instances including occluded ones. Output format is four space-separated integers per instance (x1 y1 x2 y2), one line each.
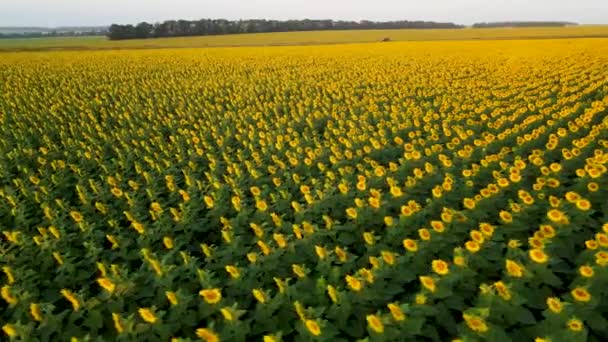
472 21 577 28
107 19 464 40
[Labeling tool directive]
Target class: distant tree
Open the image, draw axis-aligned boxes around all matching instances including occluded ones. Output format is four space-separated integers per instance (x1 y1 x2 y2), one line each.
106 18 465 40
135 22 154 38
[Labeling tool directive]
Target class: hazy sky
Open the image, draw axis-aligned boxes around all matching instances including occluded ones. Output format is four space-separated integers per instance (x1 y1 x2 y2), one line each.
2 0 606 27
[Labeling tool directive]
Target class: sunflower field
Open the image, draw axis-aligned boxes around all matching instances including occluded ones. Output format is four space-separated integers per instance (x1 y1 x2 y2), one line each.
1 39 608 342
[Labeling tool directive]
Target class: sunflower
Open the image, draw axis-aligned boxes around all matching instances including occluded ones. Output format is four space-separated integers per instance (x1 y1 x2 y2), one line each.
571 287 591 302
546 297 562 313
387 303 406 321
432 259 449 276
579 265 594 278
138 308 157 324
529 249 548 264
196 328 220 342
346 275 363 291
419 276 436 293
505 259 524 278
304 319 321 336
199 288 222 304
366 314 384 333
403 239 418 252
566 318 584 332
575 199 591 211
252 289 266 303
465 241 480 253
463 313 488 333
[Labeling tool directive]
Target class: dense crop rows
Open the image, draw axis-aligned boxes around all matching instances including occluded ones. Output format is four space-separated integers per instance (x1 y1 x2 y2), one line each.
1 39 608 341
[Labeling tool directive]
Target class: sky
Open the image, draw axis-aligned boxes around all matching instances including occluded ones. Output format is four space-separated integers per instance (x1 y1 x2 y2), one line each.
1 0 606 27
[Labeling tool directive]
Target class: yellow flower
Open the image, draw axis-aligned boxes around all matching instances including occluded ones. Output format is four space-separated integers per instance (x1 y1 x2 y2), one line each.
431 221 445 233
529 249 549 264
387 303 406 321
70 211 83 223
225 265 240 279
384 216 394 227
196 328 220 342
403 239 418 252
273 233 287 248
1 286 18 306
463 313 488 333
419 276 436 293
465 241 480 253
359 268 374 284
454 255 466 266
111 187 123 197
338 183 349 194
112 313 124 334
203 195 214 208
579 265 594 278
150 202 162 213
366 314 384 333
60 289 80 311
597 233 608 247
567 318 584 332
546 297 562 313
575 199 591 211
368 197 380 209
252 289 266 303
470 230 484 244
335 246 348 262
381 251 395 265
571 287 591 302
463 198 476 209
30 303 43 321
138 308 157 324
131 221 145 234
220 307 235 321
505 259 524 278
315 245 327 260
327 285 339 303
432 259 449 276
97 277 116 294
199 288 222 304
256 200 268 211
363 232 375 245
508 239 522 249
346 275 362 291
2 324 17 337
263 335 278 342
292 264 306 278
250 186 261 196
304 319 321 336
163 236 174 249
415 294 427 305
419 228 431 241
346 207 357 219
547 209 567 223
166 291 179 305
390 186 403 197
499 211 513 223
493 281 511 300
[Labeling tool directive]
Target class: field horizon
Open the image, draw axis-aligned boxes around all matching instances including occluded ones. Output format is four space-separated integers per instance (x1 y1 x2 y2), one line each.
1 25 608 52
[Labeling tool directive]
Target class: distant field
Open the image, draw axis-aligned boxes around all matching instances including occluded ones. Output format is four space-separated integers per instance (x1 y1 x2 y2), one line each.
1 25 608 51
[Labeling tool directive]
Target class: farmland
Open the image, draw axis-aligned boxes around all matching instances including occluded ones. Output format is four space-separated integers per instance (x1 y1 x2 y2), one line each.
1 37 608 341
1 25 608 52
